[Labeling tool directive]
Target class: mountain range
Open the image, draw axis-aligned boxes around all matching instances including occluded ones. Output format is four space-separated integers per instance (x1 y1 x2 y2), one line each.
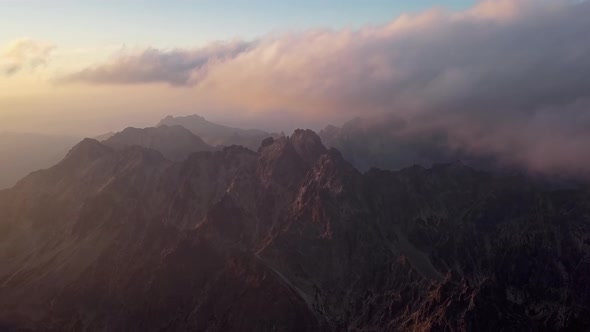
0 115 271 190
1 126 589 331
158 114 282 151
0 113 507 192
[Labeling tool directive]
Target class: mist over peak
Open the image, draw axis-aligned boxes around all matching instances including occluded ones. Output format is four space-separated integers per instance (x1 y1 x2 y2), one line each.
41 0 590 177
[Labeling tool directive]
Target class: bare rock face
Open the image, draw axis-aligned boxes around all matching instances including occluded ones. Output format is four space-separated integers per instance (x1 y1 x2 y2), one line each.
289 129 327 166
0 130 589 331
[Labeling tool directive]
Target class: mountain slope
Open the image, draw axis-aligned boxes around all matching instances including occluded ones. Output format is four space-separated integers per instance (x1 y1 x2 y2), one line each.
0 130 589 331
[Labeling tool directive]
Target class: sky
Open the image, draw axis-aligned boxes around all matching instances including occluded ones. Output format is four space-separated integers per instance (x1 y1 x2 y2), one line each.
2 0 590 177
0 0 474 134
0 0 474 78
0 1 474 48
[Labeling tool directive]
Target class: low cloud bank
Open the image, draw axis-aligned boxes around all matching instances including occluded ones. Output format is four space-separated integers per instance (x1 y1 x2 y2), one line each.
62 0 590 177
60 41 254 86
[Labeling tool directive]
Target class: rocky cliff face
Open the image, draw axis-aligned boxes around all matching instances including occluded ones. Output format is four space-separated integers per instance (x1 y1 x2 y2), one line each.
0 129 589 331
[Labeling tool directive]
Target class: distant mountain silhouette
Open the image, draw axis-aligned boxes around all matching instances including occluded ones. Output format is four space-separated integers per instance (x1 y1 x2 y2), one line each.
0 132 80 189
1 129 589 331
103 125 214 161
158 114 281 151
93 131 115 141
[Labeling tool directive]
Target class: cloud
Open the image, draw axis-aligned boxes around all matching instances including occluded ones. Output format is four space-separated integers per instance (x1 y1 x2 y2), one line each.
60 41 254 86
1 39 55 76
60 0 590 177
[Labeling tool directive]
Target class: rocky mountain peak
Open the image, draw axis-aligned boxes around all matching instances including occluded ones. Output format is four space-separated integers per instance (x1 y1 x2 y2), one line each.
258 137 276 152
289 129 327 166
257 136 308 188
60 138 112 167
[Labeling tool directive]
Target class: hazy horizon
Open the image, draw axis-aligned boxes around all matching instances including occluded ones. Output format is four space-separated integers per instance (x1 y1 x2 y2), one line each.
3 0 590 176
1 0 474 137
